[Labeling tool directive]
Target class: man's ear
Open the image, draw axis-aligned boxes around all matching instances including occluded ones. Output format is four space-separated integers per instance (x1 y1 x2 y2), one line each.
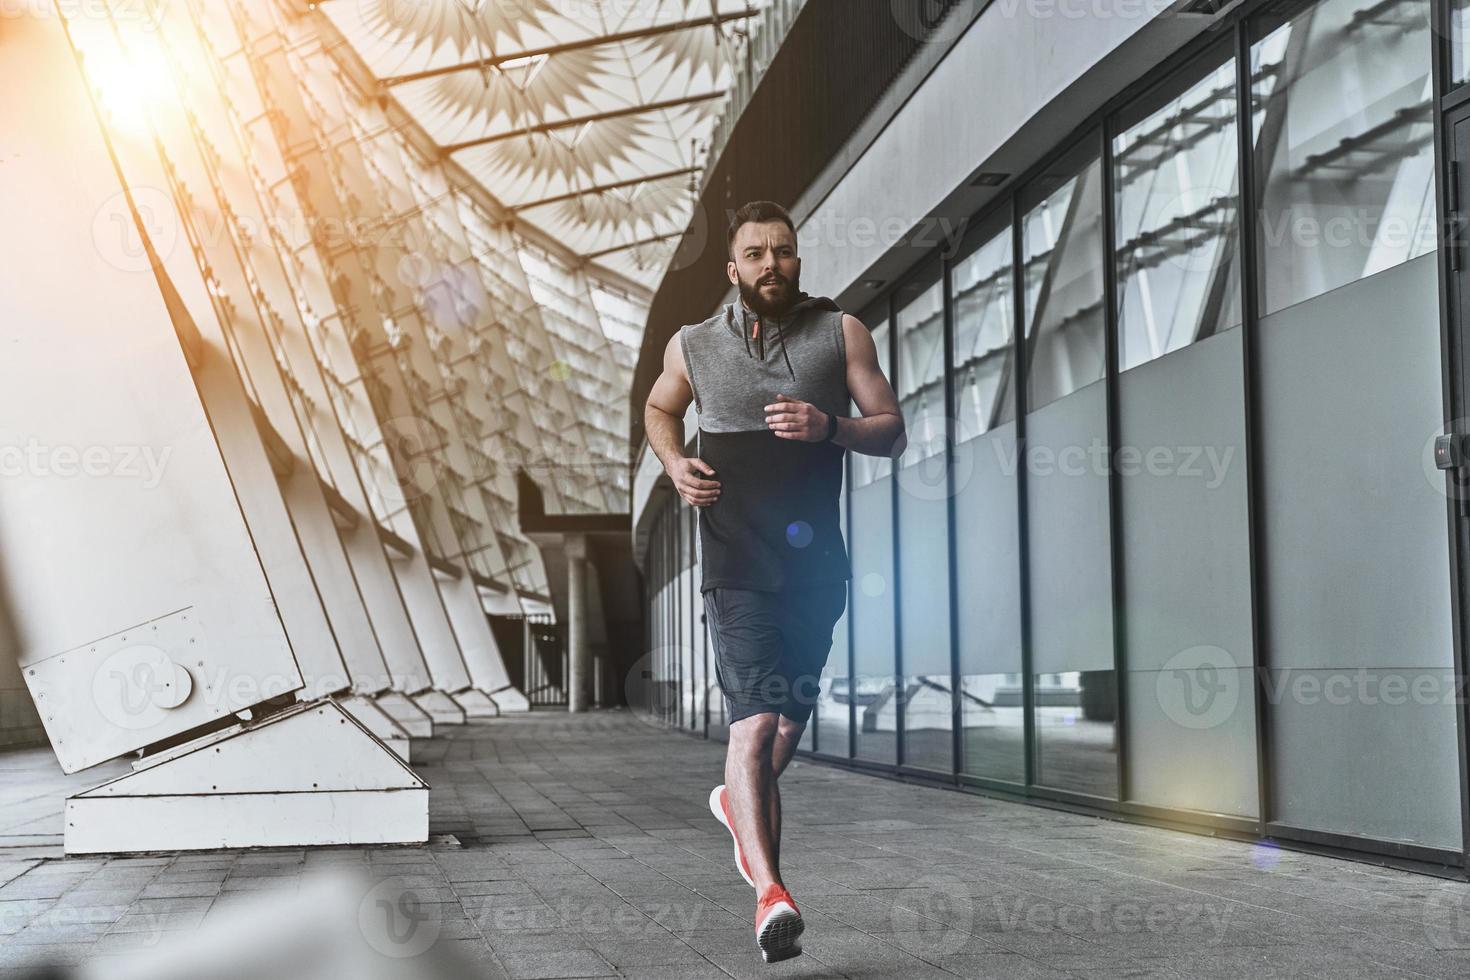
726 260 738 286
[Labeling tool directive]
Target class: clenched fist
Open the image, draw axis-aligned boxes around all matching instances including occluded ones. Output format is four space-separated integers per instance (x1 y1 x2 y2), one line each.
764 392 831 442
668 456 720 507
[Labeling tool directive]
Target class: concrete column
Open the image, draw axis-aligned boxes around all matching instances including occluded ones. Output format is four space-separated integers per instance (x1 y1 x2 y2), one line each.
566 535 590 713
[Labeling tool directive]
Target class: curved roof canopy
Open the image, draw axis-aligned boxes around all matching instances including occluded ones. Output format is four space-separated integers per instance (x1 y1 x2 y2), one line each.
322 0 764 290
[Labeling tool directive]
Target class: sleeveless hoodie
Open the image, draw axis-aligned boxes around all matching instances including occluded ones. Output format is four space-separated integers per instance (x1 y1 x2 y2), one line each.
678 293 852 593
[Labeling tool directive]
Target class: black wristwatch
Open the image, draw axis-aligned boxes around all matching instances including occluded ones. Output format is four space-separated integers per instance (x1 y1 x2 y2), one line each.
821 410 839 443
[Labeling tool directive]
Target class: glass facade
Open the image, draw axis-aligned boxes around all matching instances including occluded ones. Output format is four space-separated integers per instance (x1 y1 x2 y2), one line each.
849 312 898 765
951 215 1025 784
1113 42 1242 370
1250 0 1435 317
640 0 1461 861
895 267 953 772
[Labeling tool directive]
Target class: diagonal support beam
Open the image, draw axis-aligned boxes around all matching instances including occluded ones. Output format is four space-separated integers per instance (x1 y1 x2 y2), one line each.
379 9 757 87
585 230 681 260
510 166 699 210
441 92 724 154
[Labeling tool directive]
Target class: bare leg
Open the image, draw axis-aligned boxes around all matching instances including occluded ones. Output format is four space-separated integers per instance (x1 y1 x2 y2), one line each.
764 716 805 870
726 712 782 890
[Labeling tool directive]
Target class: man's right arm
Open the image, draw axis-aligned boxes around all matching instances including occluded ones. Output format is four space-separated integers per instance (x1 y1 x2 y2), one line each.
644 331 721 507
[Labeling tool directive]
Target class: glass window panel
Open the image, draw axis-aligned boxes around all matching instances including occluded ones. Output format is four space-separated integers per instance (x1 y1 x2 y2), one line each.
1456 0 1470 86
1114 45 1242 371
952 225 1015 439
851 465 897 765
1250 0 1434 317
816 465 854 757
950 219 1024 782
962 674 1026 784
851 314 892 487
851 304 896 764
895 270 952 773
1034 669 1117 798
896 271 946 462
1022 140 1107 409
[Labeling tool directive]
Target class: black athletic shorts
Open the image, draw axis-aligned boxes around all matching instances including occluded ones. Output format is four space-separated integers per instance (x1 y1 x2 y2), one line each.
704 581 848 725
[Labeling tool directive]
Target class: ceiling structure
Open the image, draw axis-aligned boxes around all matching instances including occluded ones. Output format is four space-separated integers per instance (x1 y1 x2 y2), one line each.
322 0 767 291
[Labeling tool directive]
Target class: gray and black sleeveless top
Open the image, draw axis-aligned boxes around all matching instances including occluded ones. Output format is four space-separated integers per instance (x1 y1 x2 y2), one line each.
679 293 852 593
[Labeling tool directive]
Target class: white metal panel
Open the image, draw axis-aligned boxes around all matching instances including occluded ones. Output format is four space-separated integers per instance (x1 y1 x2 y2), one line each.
66 788 427 854
488 686 531 712
0 12 301 773
452 688 499 719
91 64 350 699
412 690 467 725
439 574 514 692
337 695 411 763
393 552 476 692
77 701 423 796
376 692 434 737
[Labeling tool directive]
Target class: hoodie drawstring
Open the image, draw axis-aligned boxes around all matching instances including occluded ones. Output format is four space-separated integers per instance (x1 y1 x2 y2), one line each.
730 303 795 381
772 316 795 381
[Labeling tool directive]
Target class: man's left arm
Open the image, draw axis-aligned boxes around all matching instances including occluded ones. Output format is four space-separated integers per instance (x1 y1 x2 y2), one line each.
763 313 906 458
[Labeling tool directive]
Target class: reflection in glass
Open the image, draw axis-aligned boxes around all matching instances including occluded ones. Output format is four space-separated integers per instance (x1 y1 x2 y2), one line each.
1034 670 1118 798
1023 145 1107 410
1114 47 1241 371
896 277 946 463
896 275 951 773
950 223 1025 783
852 316 893 487
850 314 897 764
1250 0 1434 317
816 465 853 757
1023 138 1116 799
952 228 1015 437
960 674 1025 784
1457 0 1470 86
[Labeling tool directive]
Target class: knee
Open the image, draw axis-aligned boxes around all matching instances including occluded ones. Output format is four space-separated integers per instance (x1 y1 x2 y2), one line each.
775 716 805 745
730 713 780 758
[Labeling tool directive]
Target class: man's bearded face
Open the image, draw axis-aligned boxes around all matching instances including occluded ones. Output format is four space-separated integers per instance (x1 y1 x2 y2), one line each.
729 221 801 317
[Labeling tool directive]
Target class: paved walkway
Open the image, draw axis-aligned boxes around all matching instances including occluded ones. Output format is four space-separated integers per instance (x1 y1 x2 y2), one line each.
3 709 1470 978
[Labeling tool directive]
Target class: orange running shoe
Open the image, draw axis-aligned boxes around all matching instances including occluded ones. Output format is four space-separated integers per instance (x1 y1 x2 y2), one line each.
754 882 803 963
709 784 756 887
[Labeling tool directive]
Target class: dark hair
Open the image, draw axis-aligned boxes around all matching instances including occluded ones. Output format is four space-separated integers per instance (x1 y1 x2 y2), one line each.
727 201 796 257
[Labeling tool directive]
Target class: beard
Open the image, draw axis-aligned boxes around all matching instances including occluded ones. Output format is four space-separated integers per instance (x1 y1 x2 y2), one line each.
737 266 801 318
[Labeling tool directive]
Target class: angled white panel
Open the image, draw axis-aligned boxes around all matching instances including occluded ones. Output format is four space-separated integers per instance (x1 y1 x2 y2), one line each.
77 702 423 797
488 685 531 712
412 689 466 725
452 688 499 719
376 691 435 737
0 12 300 773
96 94 350 698
338 694 411 762
66 789 426 854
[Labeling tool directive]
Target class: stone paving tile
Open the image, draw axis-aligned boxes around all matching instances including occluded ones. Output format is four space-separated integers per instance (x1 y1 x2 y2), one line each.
2 710 1470 978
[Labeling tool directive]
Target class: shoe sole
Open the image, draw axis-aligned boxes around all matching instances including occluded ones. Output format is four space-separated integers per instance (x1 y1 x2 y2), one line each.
756 904 804 963
709 785 756 888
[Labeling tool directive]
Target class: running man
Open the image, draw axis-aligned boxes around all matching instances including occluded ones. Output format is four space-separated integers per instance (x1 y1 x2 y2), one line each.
643 201 905 963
